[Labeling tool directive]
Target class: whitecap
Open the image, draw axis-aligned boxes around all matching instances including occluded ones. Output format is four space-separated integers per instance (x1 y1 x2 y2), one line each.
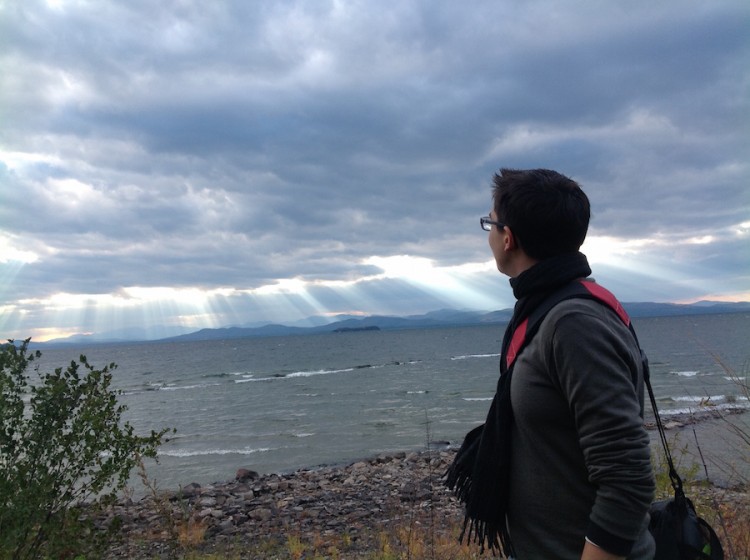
234 367 357 383
234 376 273 383
451 353 500 361
287 367 355 378
159 383 221 391
159 447 272 457
660 401 750 416
672 395 725 403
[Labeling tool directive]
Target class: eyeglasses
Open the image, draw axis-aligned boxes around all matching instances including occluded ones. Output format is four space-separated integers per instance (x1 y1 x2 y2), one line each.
480 216 505 231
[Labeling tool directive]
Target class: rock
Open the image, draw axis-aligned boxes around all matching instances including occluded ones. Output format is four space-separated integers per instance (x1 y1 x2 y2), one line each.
235 468 259 482
178 482 202 498
250 508 273 522
199 496 217 508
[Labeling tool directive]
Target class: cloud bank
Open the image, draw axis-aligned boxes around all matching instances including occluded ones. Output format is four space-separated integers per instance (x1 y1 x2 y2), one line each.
1 0 748 340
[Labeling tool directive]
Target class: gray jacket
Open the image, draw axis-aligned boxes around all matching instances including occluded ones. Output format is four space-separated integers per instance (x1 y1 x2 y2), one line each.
506 297 655 559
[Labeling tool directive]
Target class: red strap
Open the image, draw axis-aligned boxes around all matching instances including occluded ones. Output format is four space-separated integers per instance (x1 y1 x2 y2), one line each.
504 281 629 370
579 281 630 326
506 317 528 368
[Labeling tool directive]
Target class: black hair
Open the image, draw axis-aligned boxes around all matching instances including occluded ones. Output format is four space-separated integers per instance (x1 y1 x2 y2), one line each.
492 168 590 260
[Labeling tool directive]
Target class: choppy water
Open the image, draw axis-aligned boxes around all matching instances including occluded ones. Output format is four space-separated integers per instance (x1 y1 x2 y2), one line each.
33 313 749 490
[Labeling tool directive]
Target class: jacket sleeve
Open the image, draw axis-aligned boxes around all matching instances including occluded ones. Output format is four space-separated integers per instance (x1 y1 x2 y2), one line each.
548 306 655 556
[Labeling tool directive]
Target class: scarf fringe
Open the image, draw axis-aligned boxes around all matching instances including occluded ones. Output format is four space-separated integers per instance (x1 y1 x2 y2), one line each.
444 462 472 503
460 516 512 556
446 463 513 557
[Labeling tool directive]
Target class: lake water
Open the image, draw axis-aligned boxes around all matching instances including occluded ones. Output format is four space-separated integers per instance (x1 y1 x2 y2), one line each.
34 313 749 491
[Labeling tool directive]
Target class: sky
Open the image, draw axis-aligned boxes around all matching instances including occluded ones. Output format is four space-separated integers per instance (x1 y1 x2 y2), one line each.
1 0 749 342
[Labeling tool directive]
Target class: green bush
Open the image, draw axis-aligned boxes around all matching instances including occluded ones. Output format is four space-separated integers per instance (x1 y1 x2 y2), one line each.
0 339 170 560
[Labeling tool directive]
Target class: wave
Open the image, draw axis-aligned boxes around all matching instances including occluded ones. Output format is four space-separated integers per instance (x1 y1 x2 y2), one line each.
656 393 748 405
670 395 742 403
234 363 391 383
659 400 750 416
201 371 253 379
671 370 700 377
122 380 224 395
671 395 713 403
287 367 357 378
159 383 222 391
159 446 272 458
463 397 493 401
451 353 500 361
121 381 165 395
235 368 353 382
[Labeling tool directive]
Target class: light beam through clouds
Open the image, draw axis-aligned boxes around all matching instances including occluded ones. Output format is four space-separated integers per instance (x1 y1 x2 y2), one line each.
0 0 748 341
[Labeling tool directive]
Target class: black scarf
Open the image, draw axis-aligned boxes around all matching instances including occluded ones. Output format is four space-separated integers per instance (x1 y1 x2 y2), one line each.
445 251 592 555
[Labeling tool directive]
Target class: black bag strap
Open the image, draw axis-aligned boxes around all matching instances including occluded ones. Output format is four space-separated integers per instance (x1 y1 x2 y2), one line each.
506 280 685 496
640 337 685 496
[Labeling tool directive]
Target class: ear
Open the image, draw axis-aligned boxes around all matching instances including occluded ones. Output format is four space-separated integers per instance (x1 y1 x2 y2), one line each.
503 227 517 251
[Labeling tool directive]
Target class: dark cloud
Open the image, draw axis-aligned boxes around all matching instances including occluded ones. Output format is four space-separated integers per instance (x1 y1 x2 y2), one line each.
1 0 748 337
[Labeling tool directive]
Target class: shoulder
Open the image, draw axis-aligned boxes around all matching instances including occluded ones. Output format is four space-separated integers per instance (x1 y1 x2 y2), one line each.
528 296 644 395
538 296 637 356
543 296 621 332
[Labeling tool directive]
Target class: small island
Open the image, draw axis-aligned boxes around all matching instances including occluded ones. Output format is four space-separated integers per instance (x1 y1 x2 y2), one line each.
332 325 381 333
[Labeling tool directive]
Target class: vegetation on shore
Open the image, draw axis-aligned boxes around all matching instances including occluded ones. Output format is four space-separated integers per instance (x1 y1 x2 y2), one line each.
0 340 171 560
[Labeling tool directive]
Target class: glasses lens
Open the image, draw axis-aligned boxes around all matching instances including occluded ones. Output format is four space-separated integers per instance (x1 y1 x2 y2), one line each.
481 217 491 231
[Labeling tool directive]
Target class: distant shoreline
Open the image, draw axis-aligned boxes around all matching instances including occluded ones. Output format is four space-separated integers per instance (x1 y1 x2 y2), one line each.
32 303 750 347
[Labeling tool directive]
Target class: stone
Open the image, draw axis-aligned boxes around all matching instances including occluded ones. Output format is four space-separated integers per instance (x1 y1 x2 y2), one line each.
235 468 259 482
250 508 273 522
178 482 202 499
199 496 217 508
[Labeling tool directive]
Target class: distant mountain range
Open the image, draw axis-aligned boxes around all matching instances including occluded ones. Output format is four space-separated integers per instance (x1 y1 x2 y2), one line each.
35 300 750 346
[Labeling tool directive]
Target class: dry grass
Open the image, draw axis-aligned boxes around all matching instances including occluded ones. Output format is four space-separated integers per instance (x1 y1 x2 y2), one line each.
177 517 209 549
218 518 492 560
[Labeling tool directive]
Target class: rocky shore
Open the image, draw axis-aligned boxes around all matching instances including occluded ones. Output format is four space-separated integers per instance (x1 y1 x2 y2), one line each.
98 408 747 559
103 448 466 559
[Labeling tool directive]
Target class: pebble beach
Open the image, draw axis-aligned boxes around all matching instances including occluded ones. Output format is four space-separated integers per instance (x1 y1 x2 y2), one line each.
97 408 748 559
104 448 464 559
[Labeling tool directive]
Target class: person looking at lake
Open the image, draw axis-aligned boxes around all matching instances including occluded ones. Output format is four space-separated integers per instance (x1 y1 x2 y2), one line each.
447 168 655 559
